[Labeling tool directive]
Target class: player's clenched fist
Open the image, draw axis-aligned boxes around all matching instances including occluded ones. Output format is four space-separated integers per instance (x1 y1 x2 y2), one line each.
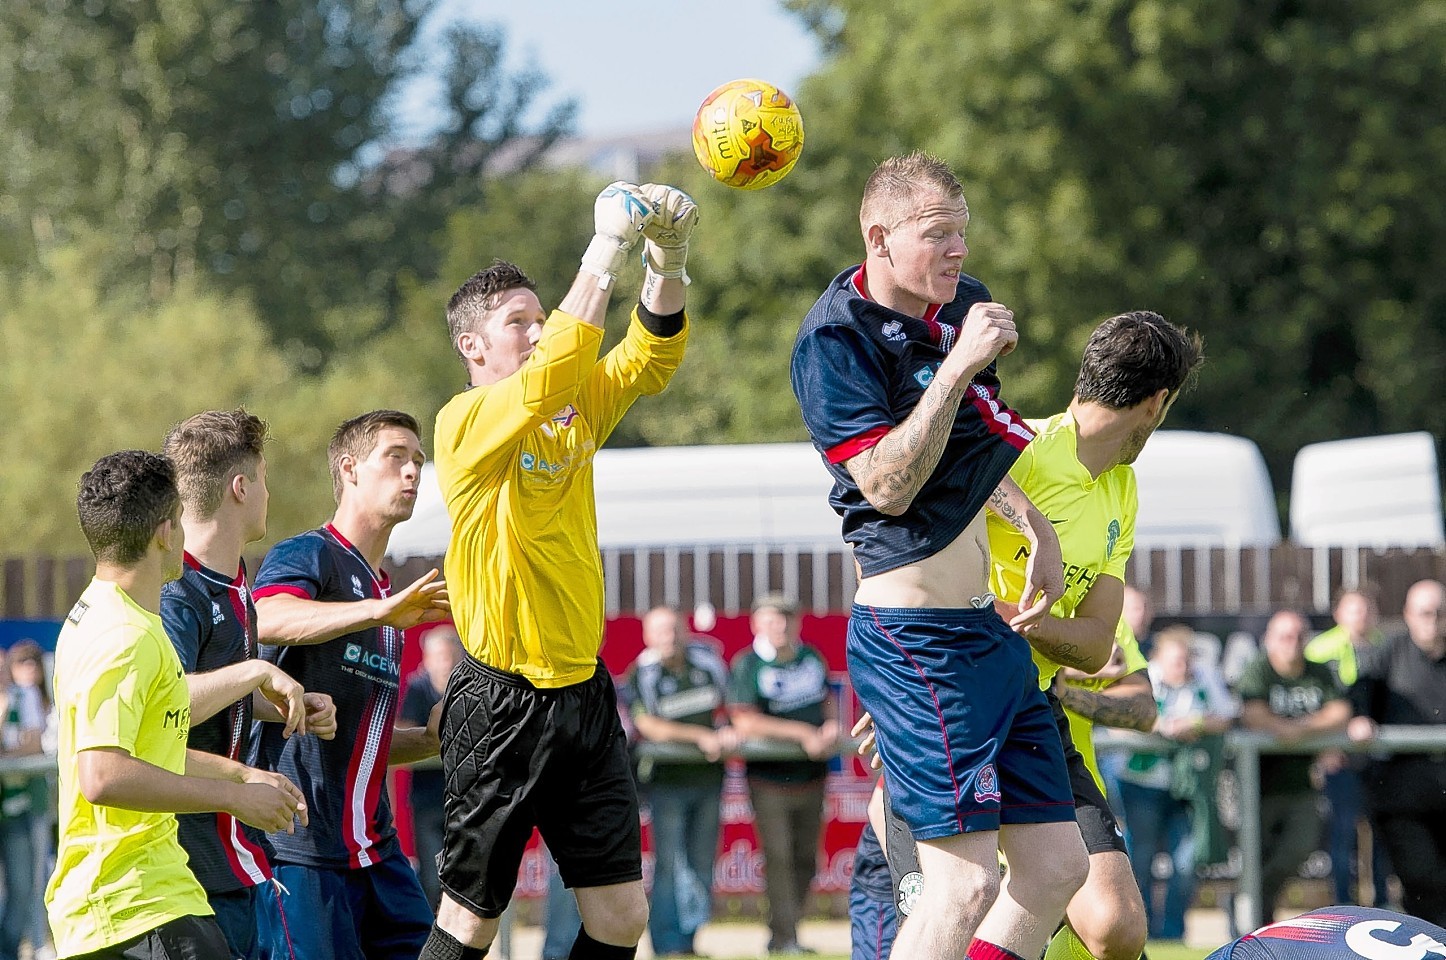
581 180 658 289
947 301 1018 380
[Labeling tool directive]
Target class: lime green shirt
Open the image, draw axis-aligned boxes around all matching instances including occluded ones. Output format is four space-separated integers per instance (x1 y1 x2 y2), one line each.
988 411 1138 691
46 579 211 958
1304 624 1384 687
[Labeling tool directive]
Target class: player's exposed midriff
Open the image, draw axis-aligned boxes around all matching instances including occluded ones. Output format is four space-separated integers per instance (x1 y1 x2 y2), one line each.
852 511 992 609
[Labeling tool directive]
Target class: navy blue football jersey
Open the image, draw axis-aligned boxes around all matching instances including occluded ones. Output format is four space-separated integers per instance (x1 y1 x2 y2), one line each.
160 553 273 893
252 524 403 870
791 266 1034 576
1204 907 1446 960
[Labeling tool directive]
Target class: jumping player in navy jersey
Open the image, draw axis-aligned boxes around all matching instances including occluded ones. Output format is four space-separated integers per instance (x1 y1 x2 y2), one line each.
251 410 452 960
160 409 339 960
791 152 1084 960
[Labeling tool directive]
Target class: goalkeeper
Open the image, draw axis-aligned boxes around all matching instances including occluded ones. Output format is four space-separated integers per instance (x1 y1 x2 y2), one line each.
419 181 697 960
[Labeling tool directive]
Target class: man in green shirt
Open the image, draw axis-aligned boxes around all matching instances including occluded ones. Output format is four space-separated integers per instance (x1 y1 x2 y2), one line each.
1237 610 1351 921
728 594 839 955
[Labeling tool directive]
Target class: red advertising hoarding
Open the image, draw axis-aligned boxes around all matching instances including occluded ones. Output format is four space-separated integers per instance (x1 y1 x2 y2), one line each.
392 612 872 896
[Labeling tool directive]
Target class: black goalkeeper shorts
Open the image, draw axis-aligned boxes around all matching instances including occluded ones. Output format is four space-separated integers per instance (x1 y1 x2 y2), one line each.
436 655 642 919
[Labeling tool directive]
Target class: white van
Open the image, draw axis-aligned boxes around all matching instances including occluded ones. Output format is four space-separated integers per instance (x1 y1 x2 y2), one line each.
1289 432 1445 548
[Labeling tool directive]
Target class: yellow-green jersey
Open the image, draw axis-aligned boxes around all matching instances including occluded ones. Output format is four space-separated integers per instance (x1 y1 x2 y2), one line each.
1304 624 1384 687
1063 620 1149 793
987 410 1137 691
435 308 687 688
46 578 211 958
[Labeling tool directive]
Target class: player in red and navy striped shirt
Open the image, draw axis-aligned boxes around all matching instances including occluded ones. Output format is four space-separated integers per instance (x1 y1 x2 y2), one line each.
161 409 338 960
252 410 451 960
790 153 1080 960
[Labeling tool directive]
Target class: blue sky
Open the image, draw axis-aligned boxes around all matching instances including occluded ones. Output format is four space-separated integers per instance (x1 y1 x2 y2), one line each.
395 0 822 139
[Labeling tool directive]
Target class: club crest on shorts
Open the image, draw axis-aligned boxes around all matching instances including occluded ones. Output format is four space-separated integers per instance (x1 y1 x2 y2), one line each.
974 763 1002 803
897 871 924 917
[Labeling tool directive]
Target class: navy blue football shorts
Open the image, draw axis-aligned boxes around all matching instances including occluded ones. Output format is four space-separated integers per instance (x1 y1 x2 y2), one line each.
254 849 432 960
847 603 1075 840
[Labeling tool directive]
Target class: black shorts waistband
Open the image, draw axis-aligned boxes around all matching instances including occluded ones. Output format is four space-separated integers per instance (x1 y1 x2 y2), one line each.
457 653 603 691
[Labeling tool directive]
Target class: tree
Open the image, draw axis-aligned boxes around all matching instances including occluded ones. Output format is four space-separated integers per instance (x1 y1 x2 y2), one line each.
0 2 573 354
0 244 429 555
760 0 1446 487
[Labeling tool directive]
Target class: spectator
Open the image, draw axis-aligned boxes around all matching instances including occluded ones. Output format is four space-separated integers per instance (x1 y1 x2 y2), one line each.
728 594 839 956
1117 626 1235 940
0 647 46 960
1123 585 1155 652
402 624 463 911
1351 579 1446 927
626 606 735 958
1237 610 1351 920
6 642 54 960
1305 590 1392 907
540 850 582 960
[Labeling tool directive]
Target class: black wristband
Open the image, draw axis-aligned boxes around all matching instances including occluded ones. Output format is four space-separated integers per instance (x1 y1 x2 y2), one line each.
636 303 685 338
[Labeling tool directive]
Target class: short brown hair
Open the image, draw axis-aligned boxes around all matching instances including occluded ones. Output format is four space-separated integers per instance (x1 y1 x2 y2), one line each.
446 260 538 358
860 152 966 230
327 410 421 502
163 409 270 519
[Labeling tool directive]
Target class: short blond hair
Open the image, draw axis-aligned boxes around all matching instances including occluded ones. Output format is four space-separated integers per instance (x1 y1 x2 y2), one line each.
860 151 966 232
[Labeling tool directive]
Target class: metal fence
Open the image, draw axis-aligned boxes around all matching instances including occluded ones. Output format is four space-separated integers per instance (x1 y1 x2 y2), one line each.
5 545 1445 621
1097 725 1446 932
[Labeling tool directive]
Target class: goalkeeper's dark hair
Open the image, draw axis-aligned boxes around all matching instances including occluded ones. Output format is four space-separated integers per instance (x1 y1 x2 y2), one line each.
447 260 538 360
1074 311 1205 409
76 450 180 565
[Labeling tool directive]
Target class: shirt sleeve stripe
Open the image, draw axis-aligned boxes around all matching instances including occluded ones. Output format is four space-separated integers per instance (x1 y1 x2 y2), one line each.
251 584 314 600
966 384 1035 452
825 425 891 464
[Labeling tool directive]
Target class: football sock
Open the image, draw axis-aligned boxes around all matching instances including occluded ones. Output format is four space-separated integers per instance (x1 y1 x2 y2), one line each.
569 928 638 960
419 924 488 960
969 937 1030 960
1044 925 1122 960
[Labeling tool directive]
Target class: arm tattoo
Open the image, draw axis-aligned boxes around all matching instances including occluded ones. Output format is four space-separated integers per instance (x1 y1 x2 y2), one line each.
1058 685 1158 732
641 268 663 307
988 484 1027 531
850 376 966 514
1040 641 1093 669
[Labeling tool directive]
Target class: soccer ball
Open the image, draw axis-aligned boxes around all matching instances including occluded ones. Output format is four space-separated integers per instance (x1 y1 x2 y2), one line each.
692 79 805 190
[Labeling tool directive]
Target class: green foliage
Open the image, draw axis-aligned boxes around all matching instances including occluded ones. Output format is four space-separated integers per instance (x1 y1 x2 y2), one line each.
0 1 573 352
775 0 1446 486
0 247 425 555
5 0 1444 562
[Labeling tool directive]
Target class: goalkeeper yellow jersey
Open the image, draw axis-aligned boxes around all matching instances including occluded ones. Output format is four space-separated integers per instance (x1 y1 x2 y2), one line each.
1064 621 1149 792
987 409 1137 691
434 308 687 688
